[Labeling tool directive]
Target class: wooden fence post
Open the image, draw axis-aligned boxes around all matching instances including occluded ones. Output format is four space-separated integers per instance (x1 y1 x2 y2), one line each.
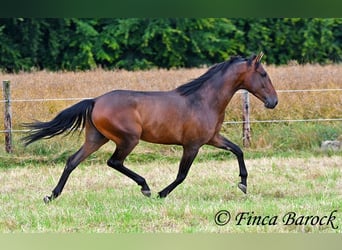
242 90 251 147
3 80 13 153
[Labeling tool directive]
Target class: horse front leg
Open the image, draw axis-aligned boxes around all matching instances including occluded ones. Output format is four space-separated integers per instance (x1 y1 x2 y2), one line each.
158 146 199 198
207 134 248 194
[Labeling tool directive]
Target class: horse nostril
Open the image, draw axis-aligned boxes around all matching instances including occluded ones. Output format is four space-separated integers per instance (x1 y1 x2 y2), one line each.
265 98 278 109
271 99 278 109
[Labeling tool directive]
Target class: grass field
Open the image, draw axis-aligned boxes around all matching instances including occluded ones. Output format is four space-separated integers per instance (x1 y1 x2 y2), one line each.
1 153 341 233
0 64 341 233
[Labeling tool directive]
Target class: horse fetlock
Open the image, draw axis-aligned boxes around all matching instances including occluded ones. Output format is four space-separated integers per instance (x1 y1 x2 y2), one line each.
158 190 169 198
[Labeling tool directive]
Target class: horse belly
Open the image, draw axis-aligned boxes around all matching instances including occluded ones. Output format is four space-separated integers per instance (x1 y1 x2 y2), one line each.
139 107 211 145
140 118 183 145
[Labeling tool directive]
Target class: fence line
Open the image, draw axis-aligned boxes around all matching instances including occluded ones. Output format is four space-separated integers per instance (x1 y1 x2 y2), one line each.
224 118 342 125
0 97 89 103
1 88 342 104
276 89 342 93
2 81 342 152
1 118 342 134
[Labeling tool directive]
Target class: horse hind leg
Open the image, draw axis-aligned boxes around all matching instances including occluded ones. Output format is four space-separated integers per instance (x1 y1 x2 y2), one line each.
107 139 151 197
44 124 108 203
44 147 86 203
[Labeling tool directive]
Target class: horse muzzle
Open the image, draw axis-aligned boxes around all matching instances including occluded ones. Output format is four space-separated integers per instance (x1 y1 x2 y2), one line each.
264 97 278 109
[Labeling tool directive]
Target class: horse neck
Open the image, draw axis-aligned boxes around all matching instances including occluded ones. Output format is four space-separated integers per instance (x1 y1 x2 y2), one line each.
201 66 243 114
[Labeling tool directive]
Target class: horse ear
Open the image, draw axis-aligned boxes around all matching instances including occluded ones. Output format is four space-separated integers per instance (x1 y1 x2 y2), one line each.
255 51 264 63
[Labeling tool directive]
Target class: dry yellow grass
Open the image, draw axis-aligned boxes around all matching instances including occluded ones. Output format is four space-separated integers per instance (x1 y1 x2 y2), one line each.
255 64 342 121
0 64 341 129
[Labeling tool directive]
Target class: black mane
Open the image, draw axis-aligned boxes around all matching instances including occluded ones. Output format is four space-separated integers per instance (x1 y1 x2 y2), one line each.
176 56 248 96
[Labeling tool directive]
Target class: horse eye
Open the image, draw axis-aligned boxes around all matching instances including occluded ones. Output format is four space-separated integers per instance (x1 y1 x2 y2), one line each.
260 72 267 78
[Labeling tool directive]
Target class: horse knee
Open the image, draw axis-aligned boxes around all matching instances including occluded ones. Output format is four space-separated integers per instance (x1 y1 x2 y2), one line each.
227 145 243 159
236 149 244 159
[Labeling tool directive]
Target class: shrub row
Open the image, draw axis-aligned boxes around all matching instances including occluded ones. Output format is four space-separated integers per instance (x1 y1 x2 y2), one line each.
0 18 341 72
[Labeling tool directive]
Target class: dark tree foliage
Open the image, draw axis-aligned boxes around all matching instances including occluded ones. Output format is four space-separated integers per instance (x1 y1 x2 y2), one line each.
0 18 340 72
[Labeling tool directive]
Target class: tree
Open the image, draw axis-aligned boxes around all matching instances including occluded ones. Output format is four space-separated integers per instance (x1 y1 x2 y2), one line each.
0 18 340 72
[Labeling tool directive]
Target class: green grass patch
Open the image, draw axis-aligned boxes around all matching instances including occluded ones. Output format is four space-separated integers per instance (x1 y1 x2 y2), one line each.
0 156 341 233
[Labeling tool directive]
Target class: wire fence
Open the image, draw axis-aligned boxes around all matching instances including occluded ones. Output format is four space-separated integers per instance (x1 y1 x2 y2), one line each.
1 88 342 104
2 78 342 152
1 88 342 134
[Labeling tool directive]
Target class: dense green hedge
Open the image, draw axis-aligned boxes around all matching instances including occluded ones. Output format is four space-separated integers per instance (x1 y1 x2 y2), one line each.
0 18 341 72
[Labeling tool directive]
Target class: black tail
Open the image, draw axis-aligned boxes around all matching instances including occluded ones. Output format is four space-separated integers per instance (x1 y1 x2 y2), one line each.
22 99 95 146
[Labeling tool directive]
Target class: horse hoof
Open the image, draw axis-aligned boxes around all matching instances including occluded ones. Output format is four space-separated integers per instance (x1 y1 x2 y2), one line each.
238 183 247 194
157 190 168 199
43 196 51 204
157 194 165 199
141 189 151 197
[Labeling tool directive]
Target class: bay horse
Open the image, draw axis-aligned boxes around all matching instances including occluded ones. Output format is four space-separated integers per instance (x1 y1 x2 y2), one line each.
23 52 278 203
